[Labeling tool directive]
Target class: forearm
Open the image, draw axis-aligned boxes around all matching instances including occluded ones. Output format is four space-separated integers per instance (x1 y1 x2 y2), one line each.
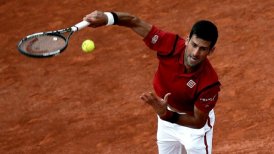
160 109 207 129
115 12 152 37
84 11 152 38
176 114 205 129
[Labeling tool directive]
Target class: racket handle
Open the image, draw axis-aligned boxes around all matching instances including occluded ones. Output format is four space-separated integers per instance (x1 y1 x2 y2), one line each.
71 21 90 31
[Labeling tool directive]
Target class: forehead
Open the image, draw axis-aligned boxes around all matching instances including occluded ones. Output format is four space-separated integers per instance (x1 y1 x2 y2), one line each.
190 35 211 48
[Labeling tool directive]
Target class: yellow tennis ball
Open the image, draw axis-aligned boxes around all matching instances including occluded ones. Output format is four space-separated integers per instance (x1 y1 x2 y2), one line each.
82 40 95 53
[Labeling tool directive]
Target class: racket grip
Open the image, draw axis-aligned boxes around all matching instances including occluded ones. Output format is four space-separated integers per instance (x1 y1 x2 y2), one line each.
72 21 90 31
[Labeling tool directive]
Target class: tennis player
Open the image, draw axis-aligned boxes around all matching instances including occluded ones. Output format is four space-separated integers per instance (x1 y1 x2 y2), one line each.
84 10 220 154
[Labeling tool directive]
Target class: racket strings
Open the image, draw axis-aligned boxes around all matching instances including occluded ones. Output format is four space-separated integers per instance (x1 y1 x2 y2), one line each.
19 35 67 54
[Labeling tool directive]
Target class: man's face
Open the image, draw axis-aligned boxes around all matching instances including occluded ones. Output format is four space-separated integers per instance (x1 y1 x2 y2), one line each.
184 34 214 68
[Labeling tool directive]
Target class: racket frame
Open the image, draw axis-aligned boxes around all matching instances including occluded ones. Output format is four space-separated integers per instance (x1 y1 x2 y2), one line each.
18 21 90 58
18 28 73 58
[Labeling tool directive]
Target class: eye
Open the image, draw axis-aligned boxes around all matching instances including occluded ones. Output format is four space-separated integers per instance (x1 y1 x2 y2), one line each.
192 42 198 48
200 47 210 51
200 47 207 51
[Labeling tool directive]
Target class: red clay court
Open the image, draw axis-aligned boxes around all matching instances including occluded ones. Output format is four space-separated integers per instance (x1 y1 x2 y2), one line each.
0 0 273 153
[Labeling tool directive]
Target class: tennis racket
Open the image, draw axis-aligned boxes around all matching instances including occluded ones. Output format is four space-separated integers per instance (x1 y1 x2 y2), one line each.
17 21 90 58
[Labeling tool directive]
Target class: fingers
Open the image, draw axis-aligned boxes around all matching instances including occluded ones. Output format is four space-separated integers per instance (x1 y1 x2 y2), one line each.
83 11 98 22
83 10 107 27
140 92 169 116
140 92 171 104
149 92 158 102
163 93 171 102
140 92 156 103
140 93 148 102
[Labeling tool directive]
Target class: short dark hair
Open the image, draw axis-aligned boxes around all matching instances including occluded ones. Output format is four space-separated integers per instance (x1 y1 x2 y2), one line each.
189 20 218 49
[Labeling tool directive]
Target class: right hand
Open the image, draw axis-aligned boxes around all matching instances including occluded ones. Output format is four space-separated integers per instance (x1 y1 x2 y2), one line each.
83 10 108 28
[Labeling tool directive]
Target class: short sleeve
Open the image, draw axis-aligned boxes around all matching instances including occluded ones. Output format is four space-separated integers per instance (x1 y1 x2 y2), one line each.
143 26 177 55
195 85 220 113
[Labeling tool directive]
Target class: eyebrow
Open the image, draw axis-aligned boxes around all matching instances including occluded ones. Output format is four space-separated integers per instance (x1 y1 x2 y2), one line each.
191 40 210 49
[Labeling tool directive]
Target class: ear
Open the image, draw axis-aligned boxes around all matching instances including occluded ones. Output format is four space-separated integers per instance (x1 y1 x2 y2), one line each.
185 36 190 46
208 47 215 55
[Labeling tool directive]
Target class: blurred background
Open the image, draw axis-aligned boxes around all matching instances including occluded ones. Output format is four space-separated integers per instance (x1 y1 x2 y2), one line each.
0 0 273 153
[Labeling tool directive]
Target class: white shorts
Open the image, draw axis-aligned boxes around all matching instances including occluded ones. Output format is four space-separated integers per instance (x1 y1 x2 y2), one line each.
157 110 215 154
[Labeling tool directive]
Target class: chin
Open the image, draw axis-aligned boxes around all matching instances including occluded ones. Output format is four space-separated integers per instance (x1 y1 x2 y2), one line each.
187 60 199 67
188 61 203 68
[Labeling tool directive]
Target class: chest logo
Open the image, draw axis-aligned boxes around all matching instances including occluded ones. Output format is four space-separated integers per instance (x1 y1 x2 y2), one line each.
187 80 196 88
151 35 159 44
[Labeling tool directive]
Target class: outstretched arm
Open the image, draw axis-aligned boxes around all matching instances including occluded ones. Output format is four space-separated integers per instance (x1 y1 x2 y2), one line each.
83 10 152 38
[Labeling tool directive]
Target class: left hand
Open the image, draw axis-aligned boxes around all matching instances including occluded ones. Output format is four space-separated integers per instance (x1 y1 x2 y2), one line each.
140 92 171 117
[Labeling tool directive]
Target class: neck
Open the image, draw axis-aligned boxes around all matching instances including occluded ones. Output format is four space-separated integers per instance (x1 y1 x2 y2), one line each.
184 65 193 73
184 63 201 73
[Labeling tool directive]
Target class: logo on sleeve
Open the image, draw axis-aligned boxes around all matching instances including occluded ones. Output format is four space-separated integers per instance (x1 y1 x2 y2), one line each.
200 95 217 102
151 35 159 44
186 80 196 88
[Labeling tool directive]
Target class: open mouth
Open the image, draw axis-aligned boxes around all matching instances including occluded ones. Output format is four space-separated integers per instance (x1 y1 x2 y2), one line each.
189 56 199 62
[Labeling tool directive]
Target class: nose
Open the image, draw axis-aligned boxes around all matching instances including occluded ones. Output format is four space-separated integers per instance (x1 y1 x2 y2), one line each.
192 48 200 57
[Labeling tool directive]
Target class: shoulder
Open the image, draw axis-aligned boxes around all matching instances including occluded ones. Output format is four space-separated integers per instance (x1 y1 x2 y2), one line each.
143 26 185 56
202 59 218 80
197 59 220 92
203 59 218 78
195 60 221 112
